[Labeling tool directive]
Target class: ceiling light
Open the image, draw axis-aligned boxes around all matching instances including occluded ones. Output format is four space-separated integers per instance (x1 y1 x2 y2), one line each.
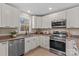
27 10 31 13
49 7 52 10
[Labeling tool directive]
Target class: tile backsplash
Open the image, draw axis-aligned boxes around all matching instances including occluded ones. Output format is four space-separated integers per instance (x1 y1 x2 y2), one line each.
67 28 79 35
33 28 79 35
0 27 79 35
0 28 17 35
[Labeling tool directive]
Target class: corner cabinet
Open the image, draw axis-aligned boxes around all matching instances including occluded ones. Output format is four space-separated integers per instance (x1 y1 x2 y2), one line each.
42 16 51 28
25 37 38 54
32 16 42 28
67 6 79 28
40 36 50 49
0 41 8 56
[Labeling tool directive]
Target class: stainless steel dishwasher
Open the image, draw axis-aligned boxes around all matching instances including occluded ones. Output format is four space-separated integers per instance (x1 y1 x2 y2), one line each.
8 38 25 56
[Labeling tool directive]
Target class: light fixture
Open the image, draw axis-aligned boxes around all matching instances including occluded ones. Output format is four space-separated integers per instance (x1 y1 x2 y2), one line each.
27 10 31 13
49 7 52 10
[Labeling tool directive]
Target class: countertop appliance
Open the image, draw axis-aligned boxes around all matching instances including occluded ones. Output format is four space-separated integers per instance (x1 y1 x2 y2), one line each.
50 31 67 56
8 38 24 56
51 20 66 28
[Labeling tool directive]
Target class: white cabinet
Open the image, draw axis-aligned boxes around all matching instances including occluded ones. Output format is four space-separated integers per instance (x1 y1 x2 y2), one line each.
32 16 42 28
0 41 8 56
39 36 50 49
25 38 32 53
36 17 42 28
42 11 66 28
67 6 79 28
1 4 20 28
49 11 66 21
42 16 51 28
10 8 20 28
0 7 1 26
25 37 38 53
31 37 38 49
25 36 50 54
2 4 12 27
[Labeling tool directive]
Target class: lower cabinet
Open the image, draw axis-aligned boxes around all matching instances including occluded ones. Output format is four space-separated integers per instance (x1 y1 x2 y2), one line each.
0 36 49 56
0 41 8 56
25 36 50 54
39 36 50 49
25 37 39 53
25 38 31 53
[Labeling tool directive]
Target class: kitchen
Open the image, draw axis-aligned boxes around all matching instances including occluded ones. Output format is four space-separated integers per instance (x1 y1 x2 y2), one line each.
0 3 79 56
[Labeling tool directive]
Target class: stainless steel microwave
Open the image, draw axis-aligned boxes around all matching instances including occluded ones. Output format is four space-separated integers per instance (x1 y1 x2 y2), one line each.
51 20 66 28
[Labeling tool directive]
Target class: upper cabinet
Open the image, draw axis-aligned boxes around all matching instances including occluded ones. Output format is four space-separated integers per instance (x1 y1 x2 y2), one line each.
50 11 66 22
0 6 1 27
32 16 42 28
32 10 67 29
66 6 79 28
1 4 21 28
42 15 51 28
41 10 66 28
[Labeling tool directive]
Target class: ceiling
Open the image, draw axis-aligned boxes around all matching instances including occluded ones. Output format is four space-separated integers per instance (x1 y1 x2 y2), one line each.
10 3 79 16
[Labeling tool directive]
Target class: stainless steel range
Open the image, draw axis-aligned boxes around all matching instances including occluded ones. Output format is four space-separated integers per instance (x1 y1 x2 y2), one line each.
50 31 67 56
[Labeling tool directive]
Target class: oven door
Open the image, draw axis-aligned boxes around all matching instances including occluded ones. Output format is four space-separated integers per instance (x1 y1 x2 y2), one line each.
50 40 66 52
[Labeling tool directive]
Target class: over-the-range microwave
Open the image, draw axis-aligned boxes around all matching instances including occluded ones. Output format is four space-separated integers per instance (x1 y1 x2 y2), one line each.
51 20 66 28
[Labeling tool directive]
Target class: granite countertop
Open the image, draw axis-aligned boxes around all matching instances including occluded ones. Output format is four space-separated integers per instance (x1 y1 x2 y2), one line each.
0 33 51 42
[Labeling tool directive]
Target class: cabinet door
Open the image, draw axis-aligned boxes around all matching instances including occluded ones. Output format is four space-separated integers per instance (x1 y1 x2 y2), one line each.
33 37 38 48
1 4 9 27
0 7 1 26
0 41 8 56
31 37 36 49
32 16 35 28
32 16 42 28
25 38 30 53
38 36 43 47
44 37 50 49
42 16 51 28
67 7 79 28
2 4 20 28
2 4 16 27
35 37 39 47
40 36 50 49
39 36 46 48
11 8 20 27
